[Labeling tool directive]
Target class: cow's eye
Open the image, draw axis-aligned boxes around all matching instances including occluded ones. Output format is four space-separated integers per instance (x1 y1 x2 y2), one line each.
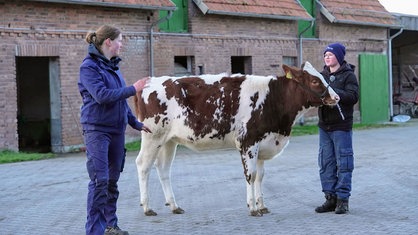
312 79 320 85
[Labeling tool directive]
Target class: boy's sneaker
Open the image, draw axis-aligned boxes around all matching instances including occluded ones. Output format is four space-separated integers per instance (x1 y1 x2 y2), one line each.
104 226 129 235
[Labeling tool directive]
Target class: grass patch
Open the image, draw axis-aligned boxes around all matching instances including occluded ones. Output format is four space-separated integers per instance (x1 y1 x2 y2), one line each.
0 122 403 164
291 122 397 136
125 141 141 152
291 124 318 136
0 150 56 164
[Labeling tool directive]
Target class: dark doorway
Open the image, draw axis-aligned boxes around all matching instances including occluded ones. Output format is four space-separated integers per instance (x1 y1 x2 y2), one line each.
16 57 51 153
231 56 252 74
174 56 194 76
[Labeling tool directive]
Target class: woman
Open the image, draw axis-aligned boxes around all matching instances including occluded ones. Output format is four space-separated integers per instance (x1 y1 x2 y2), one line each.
78 25 151 235
315 43 359 214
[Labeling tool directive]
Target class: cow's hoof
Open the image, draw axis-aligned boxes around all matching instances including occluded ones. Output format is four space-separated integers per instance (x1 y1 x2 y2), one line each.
145 210 157 216
172 207 185 214
249 210 263 217
260 207 270 214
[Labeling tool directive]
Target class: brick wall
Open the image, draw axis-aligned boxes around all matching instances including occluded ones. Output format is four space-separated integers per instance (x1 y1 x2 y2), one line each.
0 42 18 151
0 1 154 151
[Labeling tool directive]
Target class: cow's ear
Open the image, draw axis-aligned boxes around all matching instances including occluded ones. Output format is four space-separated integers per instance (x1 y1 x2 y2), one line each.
285 71 293 79
282 65 293 79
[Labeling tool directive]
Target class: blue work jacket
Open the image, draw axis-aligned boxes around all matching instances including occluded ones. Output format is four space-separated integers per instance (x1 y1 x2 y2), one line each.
78 44 143 134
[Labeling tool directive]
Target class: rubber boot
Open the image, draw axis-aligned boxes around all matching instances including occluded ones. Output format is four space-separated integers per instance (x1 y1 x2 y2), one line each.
315 194 337 213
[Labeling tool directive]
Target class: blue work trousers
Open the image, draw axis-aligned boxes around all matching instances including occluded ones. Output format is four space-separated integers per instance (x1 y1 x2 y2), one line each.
318 128 354 200
84 130 126 235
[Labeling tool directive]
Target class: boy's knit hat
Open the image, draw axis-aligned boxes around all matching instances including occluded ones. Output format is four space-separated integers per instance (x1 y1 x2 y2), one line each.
324 43 346 65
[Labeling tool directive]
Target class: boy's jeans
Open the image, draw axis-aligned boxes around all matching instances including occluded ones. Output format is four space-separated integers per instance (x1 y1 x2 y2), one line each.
318 128 354 200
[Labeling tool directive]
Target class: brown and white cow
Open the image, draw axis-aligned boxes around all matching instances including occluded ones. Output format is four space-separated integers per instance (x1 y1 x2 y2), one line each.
134 62 338 216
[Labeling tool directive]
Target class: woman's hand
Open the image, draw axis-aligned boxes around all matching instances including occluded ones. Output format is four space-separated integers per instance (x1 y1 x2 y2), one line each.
133 77 150 92
141 125 152 133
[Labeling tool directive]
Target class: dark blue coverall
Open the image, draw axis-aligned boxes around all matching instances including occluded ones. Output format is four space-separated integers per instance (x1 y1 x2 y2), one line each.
78 44 144 235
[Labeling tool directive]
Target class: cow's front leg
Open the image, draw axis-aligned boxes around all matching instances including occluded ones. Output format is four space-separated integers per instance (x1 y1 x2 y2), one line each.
136 150 158 216
255 159 270 214
246 180 261 216
242 144 263 216
155 142 184 214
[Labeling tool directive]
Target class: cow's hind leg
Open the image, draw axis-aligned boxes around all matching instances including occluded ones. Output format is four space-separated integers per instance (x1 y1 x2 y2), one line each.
155 141 184 214
136 142 159 216
255 159 270 214
243 144 263 216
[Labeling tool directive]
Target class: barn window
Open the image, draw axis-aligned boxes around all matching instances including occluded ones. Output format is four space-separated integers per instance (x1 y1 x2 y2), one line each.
283 56 297 67
298 0 316 38
159 0 188 33
231 56 252 74
174 56 194 76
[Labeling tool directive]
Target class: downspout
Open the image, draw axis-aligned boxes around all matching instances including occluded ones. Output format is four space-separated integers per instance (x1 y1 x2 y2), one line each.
297 20 315 125
149 10 174 76
388 27 403 121
298 20 315 67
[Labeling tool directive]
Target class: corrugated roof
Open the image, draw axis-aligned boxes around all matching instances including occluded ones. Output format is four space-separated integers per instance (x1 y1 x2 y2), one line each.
393 13 418 31
317 0 401 27
25 0 177 10
193 0 314 21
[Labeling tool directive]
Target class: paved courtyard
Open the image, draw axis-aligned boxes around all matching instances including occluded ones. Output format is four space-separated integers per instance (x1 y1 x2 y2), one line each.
1 121 417 235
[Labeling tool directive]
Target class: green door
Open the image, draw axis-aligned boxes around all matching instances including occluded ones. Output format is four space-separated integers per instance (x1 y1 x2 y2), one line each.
359 54 389 123
159 0 188 33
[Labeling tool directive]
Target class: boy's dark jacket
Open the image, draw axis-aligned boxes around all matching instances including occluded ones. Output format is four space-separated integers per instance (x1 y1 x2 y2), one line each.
318 61 359 131
78 44 143 134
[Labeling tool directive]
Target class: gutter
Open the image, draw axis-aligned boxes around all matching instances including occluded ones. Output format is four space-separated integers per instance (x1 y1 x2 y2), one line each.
296 19 315 126
388 27 404 121
149 10 174 76
25 0 177 11
324 19 402 28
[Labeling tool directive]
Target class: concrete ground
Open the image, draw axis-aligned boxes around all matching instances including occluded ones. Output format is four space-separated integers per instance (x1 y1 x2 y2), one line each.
1 120 417 235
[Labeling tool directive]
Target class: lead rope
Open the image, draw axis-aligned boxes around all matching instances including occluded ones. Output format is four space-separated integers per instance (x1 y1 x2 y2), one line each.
336 103 345 120
324 81 345 120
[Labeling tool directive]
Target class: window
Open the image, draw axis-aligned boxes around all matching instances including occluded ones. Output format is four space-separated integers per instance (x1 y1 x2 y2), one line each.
283 56 297 67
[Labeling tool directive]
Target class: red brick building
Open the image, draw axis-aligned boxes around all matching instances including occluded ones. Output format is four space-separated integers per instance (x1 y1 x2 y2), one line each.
0 0 399 153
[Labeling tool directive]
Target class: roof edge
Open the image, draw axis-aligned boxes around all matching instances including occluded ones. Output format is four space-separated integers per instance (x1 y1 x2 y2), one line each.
332 19 403 29
316 0 336 23
206 10 314 21
193 0 209 14
193 0 313 21
25 0 177 11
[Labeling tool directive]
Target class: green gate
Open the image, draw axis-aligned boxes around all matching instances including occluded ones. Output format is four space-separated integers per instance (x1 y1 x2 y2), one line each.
359 54 389 123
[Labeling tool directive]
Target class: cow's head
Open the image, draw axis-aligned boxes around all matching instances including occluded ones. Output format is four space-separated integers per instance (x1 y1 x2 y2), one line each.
282 63 339 106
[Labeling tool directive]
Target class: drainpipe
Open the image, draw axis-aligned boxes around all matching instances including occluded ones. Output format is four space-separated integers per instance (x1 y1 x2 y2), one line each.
149 10 174 76
298 20 315 67
388 27 403 121
297 20 315 125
